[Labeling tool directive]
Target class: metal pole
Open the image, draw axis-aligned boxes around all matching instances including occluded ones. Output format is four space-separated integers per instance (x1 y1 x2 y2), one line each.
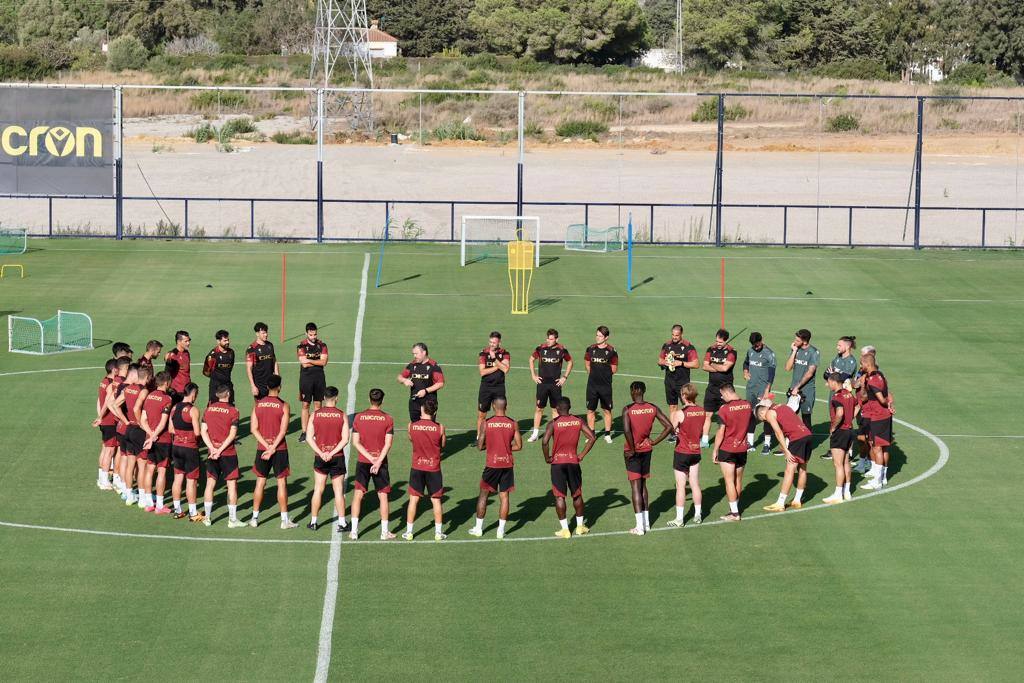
714 94 724 247
114 86 123 240
913 97 924 249
517 91 525 223
316 89 324 243
627 213 633 292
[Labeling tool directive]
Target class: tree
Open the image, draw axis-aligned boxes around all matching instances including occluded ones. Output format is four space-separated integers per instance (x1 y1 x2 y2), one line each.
107 34 149 71
926 0 971 75
772 0 882 69
367 0 479 57
972 0 1024 81
682 0 767 69
16 0 77 44
877 0 931 80
642 0 679 50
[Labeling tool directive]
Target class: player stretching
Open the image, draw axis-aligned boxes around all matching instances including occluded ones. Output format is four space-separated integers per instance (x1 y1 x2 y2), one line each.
297 322 329 443
246 322 279 400
471 397 521 539
203 330 235 405
702 329 737 415
667 383 711 527
92 359 119 490
169 383 204 521
164 331 191 404
784 329 819 430
476 331 510 437
658 324 699 422
823 374 858 503
350 389 396 540
201 386 243 527
250 375 297 529
397 343 444 424
711 385 752 522
759 400 815 511
585 326 618 443
858 353 894 490
306 386 350 531
542 397 597 538
743 332 776 455
528 329 573 442
622 382 672 535
140 371 174 514
403 398 447 541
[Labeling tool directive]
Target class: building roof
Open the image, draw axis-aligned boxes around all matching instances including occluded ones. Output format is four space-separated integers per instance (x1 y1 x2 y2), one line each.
368 21 398 43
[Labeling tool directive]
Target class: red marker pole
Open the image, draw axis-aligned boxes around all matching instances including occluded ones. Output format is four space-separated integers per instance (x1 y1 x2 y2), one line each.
720 257 725 329
281 252 287 343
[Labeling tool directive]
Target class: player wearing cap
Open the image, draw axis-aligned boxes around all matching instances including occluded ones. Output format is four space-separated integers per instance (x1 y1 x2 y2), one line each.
667 383 711 527
542 397 598 538
203 330 235 405
402 397 447 541
703 329 737 415
297 322 329 444
246 322 279 400
249 375 296 529
476 331 510 437
758 400 815 512
621 382 672 535
584 326 618 443
784 328 820 430
470 397 521 539
201 385 244 527
658 324 700 422
711 385 752 522
743 331 776 455
397 342 445 424
306 386 350 531
823 374 858 504
350 388 396 541
528 329 573 442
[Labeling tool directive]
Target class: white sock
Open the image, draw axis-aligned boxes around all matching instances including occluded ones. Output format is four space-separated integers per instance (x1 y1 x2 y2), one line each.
113 475 123 487
881 466 888 482
747 433 754 446
870 463 882 478
843 483 851 497
173 499 182 513
188 502 197 516
473 516 484 532
281 511 289 523
764 435 771 446
531 428 538 437
642 510 650 529
252 510 260 521
204 501 213 517
575 515 584 528
729 500 739 514
228 504 237 521
337 514 346 526
832 486 842 499
634 512 644 528
406 522 414 535
694 504 702 517
675 505 685 521
351 517 359 534
776 493 787 506
793 488 804 504
98 468 107 482
156 495 164 509
434 522 443 534
311 516 318 526
497 518 506 534
559 518 569 531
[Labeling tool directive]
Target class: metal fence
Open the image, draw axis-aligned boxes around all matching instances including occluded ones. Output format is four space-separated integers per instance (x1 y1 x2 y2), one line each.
2 83 1023 249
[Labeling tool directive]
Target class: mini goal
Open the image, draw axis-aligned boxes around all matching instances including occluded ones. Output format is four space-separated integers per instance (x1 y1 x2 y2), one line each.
0 228 27 255
461 215 541 266
8 310 94 355
565 224 625 252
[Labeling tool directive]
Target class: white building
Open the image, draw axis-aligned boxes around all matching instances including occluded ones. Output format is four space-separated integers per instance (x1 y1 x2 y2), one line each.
367 20 399 60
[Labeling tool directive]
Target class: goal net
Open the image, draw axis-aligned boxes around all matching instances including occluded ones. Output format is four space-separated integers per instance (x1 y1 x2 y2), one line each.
565 224 625 252
8 310 94 355
461 216 540 266
0 228 27 255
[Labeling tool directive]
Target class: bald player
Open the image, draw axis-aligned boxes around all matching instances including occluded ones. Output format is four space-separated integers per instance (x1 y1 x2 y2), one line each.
470 397 521 539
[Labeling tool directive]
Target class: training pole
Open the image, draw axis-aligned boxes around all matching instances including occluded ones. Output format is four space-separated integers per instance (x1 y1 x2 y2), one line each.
281 252 286 343
626 213 633 292
720 257 725 328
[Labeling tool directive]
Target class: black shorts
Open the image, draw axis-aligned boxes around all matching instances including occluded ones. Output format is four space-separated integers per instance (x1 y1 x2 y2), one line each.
116 429 128 452
408 396 435 423
147 442 172 467
206 455 240 481
124 425 147 456
253 449 291 479
536 382 563 409
172 445 201 479
869 417 893 447
300 373 327 404
664 378 686 406
673 452 701 472
550 463 583 498
704 385 725 414
209 379 234 406
313 454 346 478
625 450 652 481
408 468 443 499
354 460 391 494
787 436 813 464
100 424 118 446
586 383 613 411
478 385 506 413
858 415 871 437
830 428 855 452
718 449 747 467
480 466 515 493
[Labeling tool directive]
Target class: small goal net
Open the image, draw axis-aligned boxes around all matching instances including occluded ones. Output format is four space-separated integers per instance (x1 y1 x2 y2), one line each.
0 228 27 255
565 224 625 252
8 310 94 355
461 215 541 266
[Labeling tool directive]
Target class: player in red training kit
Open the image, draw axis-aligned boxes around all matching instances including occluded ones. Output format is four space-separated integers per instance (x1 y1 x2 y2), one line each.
140 371 174 514
306 386 350 532
349 388 396 540
711 385 752 522
92 359 119 490
824 373 858 504
402 397 447 541
470 397 521 539
249 374 296 529
621 382 672 535
164 330 191 403
169 383 203 521
542 397 598 538
758 400 814 512
667 383 712 528
201 385 243 527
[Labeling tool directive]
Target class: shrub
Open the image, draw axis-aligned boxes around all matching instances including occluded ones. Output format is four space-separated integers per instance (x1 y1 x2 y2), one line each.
271 130 315 144
190 90 250 110
825 113 859 132
186 122 218 143
812 58 892 81
164 35 221 57
0 44 54 80
930 83 966 111
107 35 148 72
690 98 750 122
432 120 484 141
220 117 257 138
555 119 609 139
946 63 1000 87
583 98 618 120
524 121 545 138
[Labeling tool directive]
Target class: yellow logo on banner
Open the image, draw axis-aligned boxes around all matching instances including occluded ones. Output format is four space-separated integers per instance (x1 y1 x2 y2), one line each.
1 125 103 158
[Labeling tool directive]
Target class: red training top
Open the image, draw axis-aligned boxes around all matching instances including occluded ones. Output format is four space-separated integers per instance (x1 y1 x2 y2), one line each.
675 405 708 455
717 399 752 452
142 389 173 444
253 396 288 452
352 409 394 463
409 419 443 472
311 406 346 453
550 414 584 465
830 389 857 430
770 404 812 441
203 401 240 456
483 415 517 468
623 401 657 453
171 402 199 448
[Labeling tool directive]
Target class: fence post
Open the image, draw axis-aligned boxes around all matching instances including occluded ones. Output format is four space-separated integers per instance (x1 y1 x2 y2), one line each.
649 204 655 243
114 86 123 240
316 89 324 244
913 97 924 249
848 207 853 247
184 199 189 238
517 91 525 218
250 200 255 239
782 206 788 247
450 203 455 242
714 94 725 247
48 197 53 237
981 209 987 247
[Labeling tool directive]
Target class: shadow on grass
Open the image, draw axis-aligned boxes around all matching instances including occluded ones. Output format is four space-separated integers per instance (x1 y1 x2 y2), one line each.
377 273 422 287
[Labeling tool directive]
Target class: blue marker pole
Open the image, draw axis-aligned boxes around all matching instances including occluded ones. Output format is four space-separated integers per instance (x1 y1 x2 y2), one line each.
374 203 390 288
626 212 633 292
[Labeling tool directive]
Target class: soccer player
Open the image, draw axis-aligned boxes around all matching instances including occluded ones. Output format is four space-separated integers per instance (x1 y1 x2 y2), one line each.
169 382 203 521
246 322 279 400
250 375 297 529
476 331 510 437
403 397 447 541
784 328 820 430
528 328 573 442
742 331 776 455
584 326 618 443
823 373 858 504
107 357 131 494
397 342 445 424
858 353 894 490
621 382 672 535
470 397 521 539
297 322 329 443
112 341 133 360
203 330 235 405
826 335 858 386
702 329 737 415
350 389 396 540
710 385 752 522
852 345 878 474
542 397 597 538
758 399 814 512
667 383 711 527
137 340 163 386
658 324 700 418
201 385 244 528
164 331 191 404
92 359 120 490
140 370 174 514
306 386 350 531
109 364 148 506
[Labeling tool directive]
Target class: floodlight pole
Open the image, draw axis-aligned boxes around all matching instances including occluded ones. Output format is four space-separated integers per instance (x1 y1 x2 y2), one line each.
714 94 725 247
114 85 123 240
517 91 525 232
316 89 324 243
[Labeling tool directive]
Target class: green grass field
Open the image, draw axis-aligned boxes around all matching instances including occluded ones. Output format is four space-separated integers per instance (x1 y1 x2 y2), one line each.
1 240 1022 680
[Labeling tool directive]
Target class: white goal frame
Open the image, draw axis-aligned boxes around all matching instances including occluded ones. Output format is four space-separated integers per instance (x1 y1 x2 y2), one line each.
460 215 541 267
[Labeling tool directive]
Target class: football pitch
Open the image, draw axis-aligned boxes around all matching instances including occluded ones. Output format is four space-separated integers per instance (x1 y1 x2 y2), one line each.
1 239 1022 680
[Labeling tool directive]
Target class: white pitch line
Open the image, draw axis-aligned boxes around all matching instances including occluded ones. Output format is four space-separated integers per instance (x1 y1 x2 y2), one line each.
314 252 369 683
